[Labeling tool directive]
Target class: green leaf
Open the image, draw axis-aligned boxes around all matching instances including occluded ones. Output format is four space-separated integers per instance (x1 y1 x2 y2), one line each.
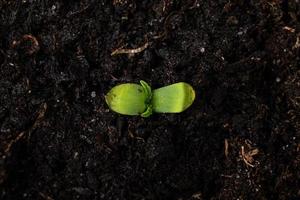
141 105 153 117
105 83 146 116
152 82 195 113
105 81 153 117
140 80 152 103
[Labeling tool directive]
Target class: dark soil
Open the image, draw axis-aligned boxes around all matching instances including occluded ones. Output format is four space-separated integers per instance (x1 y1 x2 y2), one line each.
1 0 300 199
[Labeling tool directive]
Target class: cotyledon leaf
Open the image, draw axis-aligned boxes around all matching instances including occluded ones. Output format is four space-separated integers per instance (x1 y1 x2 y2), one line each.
151 82 195 113
105 83 146 116
105 81 152 117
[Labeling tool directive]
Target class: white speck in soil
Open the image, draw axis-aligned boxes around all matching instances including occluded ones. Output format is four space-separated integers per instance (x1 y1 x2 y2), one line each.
276 59 281 64
276 77 281 82
1 128 11 133
91 91 96 98
200 47 205 53
282 145 289 150
74 152 79 159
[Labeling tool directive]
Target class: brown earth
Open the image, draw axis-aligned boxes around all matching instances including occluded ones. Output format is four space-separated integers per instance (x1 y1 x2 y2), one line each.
0 0 300 199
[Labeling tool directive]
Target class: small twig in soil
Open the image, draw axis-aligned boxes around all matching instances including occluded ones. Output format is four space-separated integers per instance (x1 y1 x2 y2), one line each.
220 174 233 178
66 4 91 17
3 103 47 155
111 41 149 56
188 0 200 10
283 26 295 33
224 139 229 158
4 132 25 154
223 1 233 12
39 192 55 200
27 103 47 141
153 11 184 40
240 145 259 168
293 34 300 49
113 0 127 5
163 0 173 12
12 34 40 55
0 48 6 56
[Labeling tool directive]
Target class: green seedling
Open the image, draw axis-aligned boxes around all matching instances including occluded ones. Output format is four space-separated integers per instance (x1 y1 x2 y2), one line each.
105 80 195 117
152 82 195 113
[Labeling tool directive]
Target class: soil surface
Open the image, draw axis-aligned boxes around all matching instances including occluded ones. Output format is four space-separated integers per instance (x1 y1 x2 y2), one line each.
1 0 300 200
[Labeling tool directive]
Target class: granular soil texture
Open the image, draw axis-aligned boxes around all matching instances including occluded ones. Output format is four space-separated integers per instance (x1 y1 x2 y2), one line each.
1 0 300 200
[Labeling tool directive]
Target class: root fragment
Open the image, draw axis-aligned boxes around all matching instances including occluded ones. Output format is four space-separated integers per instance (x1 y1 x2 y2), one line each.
111 41 149 56
224 139 229 158
240 141 259 168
